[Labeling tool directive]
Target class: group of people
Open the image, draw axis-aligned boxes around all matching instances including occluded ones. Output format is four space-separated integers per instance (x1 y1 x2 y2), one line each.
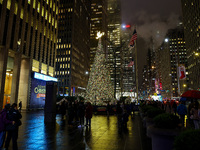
140 99 200 129
58 101 93 127
0 103 22 150
115 102 136 132
163 99 200 129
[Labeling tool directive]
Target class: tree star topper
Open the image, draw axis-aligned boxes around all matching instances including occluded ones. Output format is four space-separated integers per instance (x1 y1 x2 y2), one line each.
96 31 105 39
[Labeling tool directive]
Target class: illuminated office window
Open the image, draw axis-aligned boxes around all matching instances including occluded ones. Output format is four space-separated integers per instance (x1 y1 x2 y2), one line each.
14 2 18 15
45 11 47 20
7 0 11 9
37 2 40 13
53 3 55 12
33 0 36 9
50 0 52 8
41 63 47 75
32 59 39 72
49 14 51 23
52 18 54 26
56 7 58 14
42 6 44 16
20 9 24 19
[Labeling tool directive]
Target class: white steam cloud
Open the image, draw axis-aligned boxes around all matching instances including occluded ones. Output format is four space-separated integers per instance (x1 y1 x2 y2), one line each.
133 11 181 48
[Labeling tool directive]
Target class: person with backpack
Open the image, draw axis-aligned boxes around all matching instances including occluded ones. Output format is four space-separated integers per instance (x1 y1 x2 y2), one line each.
0 104 14 149
4 103 22 150
177 101 187 127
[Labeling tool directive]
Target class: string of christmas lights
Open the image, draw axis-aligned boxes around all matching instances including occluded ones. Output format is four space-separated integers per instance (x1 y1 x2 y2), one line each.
85 38 114 105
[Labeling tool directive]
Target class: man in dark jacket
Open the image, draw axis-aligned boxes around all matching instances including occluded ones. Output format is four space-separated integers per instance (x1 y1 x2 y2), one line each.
116 102 123 132
0 104 14 149
5 103 22 150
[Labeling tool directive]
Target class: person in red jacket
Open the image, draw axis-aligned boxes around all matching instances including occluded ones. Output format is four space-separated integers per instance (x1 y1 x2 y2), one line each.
85 102 93 126
0 104 14 149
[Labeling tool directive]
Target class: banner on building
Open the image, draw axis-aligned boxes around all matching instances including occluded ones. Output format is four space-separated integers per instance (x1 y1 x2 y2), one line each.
30 78 46 109
179 65 186 80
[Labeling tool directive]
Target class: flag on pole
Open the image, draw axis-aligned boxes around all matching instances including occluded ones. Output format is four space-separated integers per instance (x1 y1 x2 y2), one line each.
129 29 137 47
128 61 134 67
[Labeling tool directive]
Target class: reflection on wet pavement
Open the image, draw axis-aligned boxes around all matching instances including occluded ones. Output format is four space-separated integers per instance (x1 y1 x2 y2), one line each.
14 111 151 150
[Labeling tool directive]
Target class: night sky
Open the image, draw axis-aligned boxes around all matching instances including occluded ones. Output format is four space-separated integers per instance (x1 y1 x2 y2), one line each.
121 0 182 87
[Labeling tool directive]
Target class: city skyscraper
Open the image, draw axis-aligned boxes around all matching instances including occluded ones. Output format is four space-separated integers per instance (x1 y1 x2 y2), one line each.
181 0 200 90
0 0 59 109
90 0 107 68
159 26 188 98
120 25 135 97
107 0 121 98
56 0 91 96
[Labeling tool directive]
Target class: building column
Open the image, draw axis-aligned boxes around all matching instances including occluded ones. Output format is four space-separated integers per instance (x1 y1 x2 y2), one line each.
18 58 31 110
10 52 22 104
0 47 9 109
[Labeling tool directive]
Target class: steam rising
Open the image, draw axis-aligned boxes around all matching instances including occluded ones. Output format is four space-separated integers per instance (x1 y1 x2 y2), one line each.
135 11 181 48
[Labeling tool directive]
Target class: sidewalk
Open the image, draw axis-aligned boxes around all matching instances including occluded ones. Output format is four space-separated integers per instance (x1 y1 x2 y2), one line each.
7 111 151 150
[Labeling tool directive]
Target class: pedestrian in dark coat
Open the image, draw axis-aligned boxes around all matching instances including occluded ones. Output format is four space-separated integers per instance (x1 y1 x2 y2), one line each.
106 102 111 117
122 109 129 130
5 103 22 150
60 101 66 120
0 104 14 149
116 102 123 132
68 102 74 126
177 101 187 127
77 102 85 126
85 102 93 126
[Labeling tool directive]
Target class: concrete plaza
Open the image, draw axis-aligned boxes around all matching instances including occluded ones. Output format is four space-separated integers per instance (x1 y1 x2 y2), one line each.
6 111 151 150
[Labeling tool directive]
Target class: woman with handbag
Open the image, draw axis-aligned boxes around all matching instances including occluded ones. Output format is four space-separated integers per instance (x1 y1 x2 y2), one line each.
4 103 22 150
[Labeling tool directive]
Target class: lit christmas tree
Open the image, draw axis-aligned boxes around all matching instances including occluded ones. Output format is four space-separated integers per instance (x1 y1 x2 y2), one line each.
86 32 114 105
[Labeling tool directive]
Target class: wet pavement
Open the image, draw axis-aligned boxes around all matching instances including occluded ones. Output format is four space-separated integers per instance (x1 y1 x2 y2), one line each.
8 111 151 150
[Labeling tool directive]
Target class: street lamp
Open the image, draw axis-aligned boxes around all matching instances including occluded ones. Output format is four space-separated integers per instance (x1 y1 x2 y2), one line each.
195 52 199 56
165 38 169 43
183 84 187 87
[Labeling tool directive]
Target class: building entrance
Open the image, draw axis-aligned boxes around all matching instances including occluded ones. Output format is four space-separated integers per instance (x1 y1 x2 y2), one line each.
3 57 14 107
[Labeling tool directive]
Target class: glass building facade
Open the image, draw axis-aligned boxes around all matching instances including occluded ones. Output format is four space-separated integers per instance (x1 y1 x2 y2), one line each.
56 0 91 96
0 0 59 109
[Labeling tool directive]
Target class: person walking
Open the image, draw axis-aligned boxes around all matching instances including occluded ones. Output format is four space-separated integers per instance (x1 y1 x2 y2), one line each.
4 103 22 150
0 104 14 150
172 101 177 115
77 102 85 126
190 102 200 129
116 102 123 132
68 102 74 127
165 100 171 113
122 109 129 131
177 101 187 127
60 101 66 120
18 101 22 113
85 102 93 126
106 102 111 117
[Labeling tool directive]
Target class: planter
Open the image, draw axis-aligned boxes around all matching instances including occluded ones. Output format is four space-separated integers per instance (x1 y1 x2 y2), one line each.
148 126 181 150
139 109 145 118
143 117 154 128
145 117 154 137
